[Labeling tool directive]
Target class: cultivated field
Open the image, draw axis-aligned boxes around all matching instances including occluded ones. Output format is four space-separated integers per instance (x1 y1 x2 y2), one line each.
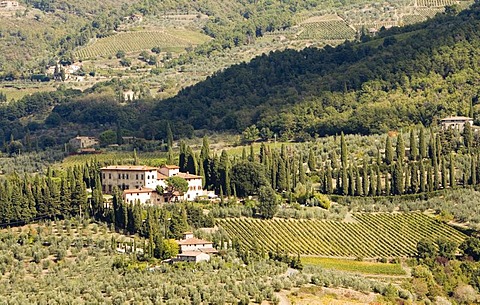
75 29 210 59
218 213 466 258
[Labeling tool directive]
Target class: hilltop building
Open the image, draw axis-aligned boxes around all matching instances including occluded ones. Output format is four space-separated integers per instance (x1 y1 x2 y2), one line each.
440 116 474 131
68 136 99 152
100 165 205 203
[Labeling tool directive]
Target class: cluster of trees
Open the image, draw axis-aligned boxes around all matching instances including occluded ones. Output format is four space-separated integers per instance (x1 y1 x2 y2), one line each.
413 236 480 303
0 165 91 226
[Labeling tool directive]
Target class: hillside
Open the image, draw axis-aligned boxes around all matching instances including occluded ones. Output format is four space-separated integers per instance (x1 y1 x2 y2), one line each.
150 4 480 138
0 0 473 100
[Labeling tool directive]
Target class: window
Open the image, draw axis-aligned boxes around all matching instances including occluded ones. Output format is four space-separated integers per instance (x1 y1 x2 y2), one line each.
141 174 144 179
136 174 139 180
102 173 105 179
118 174 121 179
126 174 129 179
122 174 125 179
109 173 111 179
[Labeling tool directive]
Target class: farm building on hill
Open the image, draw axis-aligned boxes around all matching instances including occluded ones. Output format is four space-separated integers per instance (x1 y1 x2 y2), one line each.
101 164 205 203
68 136 99 152
440 116 474 131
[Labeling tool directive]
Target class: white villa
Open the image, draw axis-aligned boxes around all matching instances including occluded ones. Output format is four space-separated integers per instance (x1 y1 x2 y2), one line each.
101 164 205 203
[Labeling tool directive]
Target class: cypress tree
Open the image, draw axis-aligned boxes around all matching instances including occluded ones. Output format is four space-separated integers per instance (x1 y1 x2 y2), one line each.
369 168 376 196
348 166 355 196
410 129 418 161
355 167 363 196
249 145 255 162
362 160 369 196
342 166 348 195
259 143 267 164
179 141 187 171
167 147 174 165
393 162 403 195
419 160 426 193
449 152 456 188
376 166 382 196
428 131 436 160
277 157 287 191
166 122 174 149
291 156 298 189
427 164 434 192
298 155 306 185
340 132 347 167
186 146 198 174
463 122 473 153
385 136 394 165
396 133 405 163
471 156 477 185
308 148 316 172
436 134 442 161
219 150 231 196
441 156 448 189
419 127 427 159
326 164 333 194
433 156 440 190
242 147 247 161
384 170 390 196
410 162 418 194
404 163 410 194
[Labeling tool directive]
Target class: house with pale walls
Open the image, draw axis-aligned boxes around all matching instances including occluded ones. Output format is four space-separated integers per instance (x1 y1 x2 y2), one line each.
101 164 205 203
440 116 475 132
174 232 218 263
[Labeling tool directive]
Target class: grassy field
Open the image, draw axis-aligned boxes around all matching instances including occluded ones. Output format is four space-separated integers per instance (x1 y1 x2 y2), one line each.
75 29 211 59
0 85 57 101
218 212 466 258
301 257 406 276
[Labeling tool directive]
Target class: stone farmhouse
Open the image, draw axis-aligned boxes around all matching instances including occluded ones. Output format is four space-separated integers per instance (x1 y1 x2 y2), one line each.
175 232 218 263
68 136 99 152
100 165 205 203
440 116 475 132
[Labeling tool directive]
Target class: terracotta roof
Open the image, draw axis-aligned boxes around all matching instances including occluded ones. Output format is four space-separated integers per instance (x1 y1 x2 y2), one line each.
156 171 169 179
177 238 213 245
177 251 207 257
199 248 219 254
163 165 180 169
440 116 473 121
123 187 154 194
101 165 157 171
177 172 202 179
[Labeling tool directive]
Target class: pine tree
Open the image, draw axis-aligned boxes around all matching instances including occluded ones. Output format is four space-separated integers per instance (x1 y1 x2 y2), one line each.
385 136 394 165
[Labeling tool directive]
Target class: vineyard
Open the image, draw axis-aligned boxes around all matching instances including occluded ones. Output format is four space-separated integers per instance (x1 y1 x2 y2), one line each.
218 213 466 258
75 30 210 60
297 20 356 40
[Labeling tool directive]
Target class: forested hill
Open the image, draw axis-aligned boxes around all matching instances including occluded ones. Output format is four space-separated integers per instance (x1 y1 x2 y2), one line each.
154 5 480 139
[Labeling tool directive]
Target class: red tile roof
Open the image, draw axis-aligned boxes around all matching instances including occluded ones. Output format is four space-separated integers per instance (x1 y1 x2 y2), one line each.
177 238 213 245
101 165 157 171
123 187 154 194
163 165 180 169
177 172 202 179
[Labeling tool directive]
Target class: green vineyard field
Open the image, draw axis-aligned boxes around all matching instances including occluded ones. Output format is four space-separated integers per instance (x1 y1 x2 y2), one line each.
75 29 210 59
297 20 356 40
218 213 466 258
